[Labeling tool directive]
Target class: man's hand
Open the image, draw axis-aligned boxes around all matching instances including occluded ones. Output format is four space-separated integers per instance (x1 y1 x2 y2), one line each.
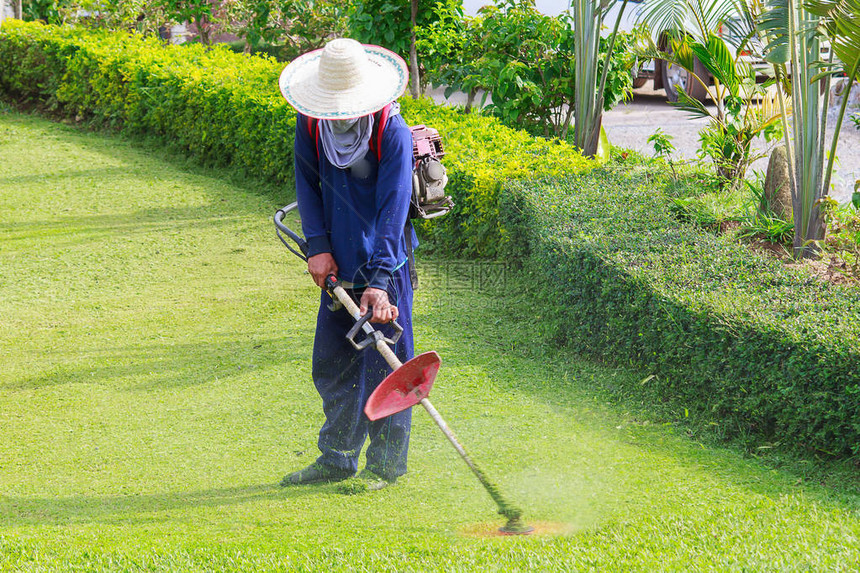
360 288 399 324
308 253 338 288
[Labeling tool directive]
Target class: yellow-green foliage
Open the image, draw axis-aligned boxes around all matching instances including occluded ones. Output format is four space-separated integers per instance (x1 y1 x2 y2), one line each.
0 21 594 256
0 21 294 184
400 98 593 256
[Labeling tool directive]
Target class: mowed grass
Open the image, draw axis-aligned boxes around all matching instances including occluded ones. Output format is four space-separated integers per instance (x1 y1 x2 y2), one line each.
0 110 858 571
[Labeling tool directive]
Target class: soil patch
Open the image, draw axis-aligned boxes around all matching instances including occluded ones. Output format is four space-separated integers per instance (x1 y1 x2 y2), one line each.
460 520 575 538
747 239 858 286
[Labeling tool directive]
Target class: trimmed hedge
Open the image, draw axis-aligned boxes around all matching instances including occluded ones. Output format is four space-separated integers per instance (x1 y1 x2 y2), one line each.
0 21 295 184
0 20 592 257
502 165 860 457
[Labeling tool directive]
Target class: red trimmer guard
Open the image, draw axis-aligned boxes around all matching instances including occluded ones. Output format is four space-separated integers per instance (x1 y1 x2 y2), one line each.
364 351 441 421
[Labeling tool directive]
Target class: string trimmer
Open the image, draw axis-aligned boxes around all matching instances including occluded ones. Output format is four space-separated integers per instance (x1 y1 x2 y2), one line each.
274 202 533 535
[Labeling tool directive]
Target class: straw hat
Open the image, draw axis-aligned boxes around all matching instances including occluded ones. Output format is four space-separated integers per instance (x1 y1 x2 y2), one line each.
279 38 409 120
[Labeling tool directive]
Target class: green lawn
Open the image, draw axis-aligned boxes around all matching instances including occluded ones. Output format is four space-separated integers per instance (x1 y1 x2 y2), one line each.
0 110 858 571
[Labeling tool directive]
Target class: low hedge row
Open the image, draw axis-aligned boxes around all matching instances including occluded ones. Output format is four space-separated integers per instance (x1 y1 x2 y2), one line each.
0 20 592 257
502 165 860 457
0 22 296 184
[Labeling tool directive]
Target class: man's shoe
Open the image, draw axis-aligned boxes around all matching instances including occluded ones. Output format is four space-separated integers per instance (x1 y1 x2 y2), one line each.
335 468 396 495
280 463 353 486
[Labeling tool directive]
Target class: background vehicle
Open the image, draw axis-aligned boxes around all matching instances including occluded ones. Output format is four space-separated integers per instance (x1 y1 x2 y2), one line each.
606 0 770 102
463 0 770 102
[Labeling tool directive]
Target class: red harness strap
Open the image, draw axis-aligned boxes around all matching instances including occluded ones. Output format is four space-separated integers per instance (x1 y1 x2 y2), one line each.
368 103 391 162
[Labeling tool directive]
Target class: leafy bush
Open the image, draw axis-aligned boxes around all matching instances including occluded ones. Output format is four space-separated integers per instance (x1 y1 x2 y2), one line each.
0 21 297 182
501 163 860 457
347 0 461 61
415 1 483 111
418 0 635 139
225 0 348 58
23 0 71 25
398 97 593 256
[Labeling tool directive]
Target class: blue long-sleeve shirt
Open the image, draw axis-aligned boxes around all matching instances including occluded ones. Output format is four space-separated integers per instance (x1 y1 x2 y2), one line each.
295 112 416 290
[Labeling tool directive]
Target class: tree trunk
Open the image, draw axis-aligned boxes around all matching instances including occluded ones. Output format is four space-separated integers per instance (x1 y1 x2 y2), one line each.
792 204 826 259
15 0 23 19
197 15 210 46
581 113 602 158
465 88 477 113
409 0 420 98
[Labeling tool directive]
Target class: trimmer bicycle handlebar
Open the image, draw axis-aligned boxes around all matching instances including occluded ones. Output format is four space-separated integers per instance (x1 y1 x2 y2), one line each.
274 202 309 262
324 274 403 366
272 208 404 364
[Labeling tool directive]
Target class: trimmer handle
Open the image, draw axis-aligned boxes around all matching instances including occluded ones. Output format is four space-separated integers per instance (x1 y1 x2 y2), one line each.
274 202 309 262
325 274 403 355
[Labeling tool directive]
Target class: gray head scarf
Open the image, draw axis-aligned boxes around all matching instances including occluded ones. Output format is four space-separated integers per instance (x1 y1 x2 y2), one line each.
319 102 401 169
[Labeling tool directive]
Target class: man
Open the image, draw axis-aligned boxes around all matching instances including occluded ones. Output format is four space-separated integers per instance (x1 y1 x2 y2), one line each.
277 38 416 490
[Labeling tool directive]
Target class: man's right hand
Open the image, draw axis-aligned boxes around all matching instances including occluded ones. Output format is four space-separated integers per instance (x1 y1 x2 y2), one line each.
307 253 338 288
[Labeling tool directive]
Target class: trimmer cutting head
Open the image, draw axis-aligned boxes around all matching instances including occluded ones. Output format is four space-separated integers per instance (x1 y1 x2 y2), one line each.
499 516 535 535
365 351 441 421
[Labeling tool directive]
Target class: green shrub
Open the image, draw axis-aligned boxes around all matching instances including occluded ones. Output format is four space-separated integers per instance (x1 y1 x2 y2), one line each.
502 164 860 457
0 21 296 184
399 97 592 256
0 21 594 257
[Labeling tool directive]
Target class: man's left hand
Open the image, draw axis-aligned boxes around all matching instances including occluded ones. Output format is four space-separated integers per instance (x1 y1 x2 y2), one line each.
359 288 399 324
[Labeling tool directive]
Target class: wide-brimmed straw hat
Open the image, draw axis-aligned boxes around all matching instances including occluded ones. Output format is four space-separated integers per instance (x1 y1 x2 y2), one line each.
279 38 409 120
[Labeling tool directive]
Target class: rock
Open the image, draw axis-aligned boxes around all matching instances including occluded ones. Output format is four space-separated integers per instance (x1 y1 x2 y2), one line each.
830 79 860 110
764 145 793 221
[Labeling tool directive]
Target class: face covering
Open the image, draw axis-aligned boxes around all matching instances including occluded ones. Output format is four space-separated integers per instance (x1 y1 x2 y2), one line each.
319 115 373 169
330 117 359 134
317 103 402 170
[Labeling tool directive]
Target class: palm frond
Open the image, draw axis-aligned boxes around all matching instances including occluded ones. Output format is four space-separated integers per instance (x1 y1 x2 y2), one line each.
673 87 712 117
641 0 737 43
690 33 740 93
807 0 860 74
697 0 738 35
757 0 792 63
724 0 764 49
640 0 695 40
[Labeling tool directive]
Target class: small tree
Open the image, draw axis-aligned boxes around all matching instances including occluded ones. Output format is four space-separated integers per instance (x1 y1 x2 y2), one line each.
450 0 633 140
474 0 578 137
22 0 70 25
159 0 230 46
347 0 462 96
415 0 481 108
227 0 347 58
59 0 168 35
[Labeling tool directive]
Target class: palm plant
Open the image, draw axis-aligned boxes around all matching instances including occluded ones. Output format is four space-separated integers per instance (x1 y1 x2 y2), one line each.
752 0 860 257
641 0 739 45
638 0 787 188
664 33 786 186
571 0 631 157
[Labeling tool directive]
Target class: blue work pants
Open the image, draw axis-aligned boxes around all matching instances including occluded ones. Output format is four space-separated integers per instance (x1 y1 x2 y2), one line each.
311 264 414 480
